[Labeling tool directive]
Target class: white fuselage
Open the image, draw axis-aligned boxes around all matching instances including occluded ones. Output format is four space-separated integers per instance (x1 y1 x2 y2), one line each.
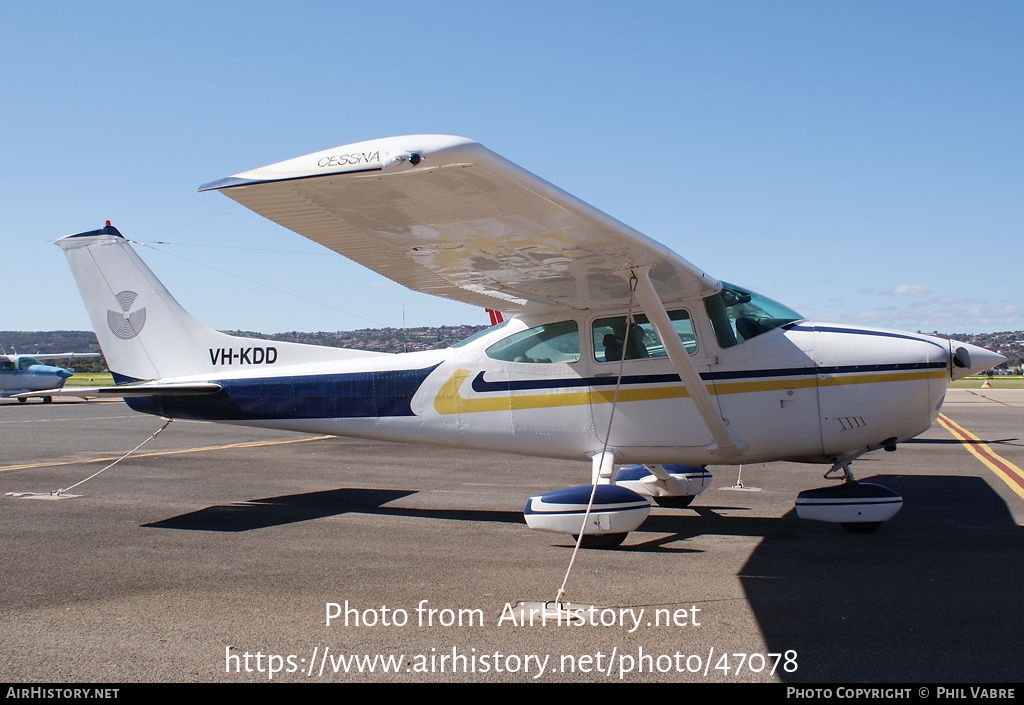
126 312 961 469
0 357 73 397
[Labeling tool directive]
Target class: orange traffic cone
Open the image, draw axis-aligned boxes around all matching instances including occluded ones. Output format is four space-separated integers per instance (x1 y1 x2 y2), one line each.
981 379 991 388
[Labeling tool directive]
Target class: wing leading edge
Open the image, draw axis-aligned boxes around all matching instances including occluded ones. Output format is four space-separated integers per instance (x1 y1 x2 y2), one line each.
200 135 720 313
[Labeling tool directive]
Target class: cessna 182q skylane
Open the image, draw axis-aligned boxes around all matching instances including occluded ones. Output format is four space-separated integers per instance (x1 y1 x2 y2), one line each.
25 135 1004 546
2 352 99 402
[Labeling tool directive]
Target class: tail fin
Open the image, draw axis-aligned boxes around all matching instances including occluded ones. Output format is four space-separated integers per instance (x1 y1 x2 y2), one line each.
58 224 382 381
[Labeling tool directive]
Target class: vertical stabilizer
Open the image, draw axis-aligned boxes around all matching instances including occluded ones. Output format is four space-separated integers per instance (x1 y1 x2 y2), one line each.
58 224 381 381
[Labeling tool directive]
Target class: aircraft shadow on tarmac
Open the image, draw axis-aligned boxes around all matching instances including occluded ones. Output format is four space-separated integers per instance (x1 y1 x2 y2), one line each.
144 475 1022 682
729 475 1022 683
142 487 524 532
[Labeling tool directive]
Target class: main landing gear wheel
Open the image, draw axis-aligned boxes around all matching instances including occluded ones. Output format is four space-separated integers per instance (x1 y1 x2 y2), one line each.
17 397 27 403
525 485 650 550
42 396 52 404
572 533 628 549
841 521 882 534
654 495 694 508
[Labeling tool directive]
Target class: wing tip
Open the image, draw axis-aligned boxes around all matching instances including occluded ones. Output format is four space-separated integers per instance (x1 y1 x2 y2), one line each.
197 135 484 192
198 176 251 192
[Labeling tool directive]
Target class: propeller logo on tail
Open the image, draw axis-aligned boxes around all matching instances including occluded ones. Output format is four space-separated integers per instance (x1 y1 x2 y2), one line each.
107 291 147 340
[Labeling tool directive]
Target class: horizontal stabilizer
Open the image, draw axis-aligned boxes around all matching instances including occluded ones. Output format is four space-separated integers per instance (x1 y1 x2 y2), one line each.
15 382 223 400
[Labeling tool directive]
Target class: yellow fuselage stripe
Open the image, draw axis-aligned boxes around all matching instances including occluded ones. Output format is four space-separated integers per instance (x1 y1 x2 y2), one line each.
433 368 945 415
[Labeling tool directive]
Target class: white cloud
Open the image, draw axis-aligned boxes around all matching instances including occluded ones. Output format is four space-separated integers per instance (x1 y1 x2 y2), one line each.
888 284 932 296
834 303 1023 333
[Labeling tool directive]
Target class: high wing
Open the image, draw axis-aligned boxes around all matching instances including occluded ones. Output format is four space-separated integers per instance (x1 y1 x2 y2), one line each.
199 135 720 313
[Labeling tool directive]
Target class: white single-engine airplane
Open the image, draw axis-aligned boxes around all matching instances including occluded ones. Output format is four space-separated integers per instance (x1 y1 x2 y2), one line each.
23 135 1005 546
2 352 99 403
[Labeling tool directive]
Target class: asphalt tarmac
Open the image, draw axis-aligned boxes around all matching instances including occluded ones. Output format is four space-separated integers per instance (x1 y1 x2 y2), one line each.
1 389 1022 683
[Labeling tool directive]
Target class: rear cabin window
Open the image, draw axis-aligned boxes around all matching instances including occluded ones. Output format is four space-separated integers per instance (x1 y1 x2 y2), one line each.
592 310 696 363
485 320 580 364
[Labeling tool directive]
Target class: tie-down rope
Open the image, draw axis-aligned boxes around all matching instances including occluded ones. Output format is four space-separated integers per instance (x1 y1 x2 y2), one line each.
554 272 639 607
6 418 173 498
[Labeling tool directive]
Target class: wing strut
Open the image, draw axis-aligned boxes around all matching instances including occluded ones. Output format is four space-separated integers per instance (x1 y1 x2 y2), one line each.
631 266 745 459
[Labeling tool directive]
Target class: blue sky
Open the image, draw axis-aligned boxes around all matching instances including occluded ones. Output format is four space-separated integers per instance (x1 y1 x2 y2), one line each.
2 1 1021 335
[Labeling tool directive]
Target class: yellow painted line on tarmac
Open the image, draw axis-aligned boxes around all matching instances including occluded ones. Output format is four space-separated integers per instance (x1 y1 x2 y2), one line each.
0 415 136 425
0 434 335 473
937 414 1024 502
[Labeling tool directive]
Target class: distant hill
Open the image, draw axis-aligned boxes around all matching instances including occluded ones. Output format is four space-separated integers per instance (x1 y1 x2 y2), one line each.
221 324 490 355
4 326 1020 371
0 326 492 372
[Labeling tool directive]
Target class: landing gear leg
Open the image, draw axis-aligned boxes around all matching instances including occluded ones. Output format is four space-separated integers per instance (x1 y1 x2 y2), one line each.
824 451 863 483
827 460 874 534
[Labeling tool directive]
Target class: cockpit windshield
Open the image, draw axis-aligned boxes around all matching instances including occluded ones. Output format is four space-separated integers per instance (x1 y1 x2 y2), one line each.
18 357 43 371
704 283 804 348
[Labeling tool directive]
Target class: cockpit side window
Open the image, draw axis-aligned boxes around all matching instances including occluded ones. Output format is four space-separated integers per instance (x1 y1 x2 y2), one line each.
485 320 580 364
704 283 803 349
592 310 696 363
18 357 41 371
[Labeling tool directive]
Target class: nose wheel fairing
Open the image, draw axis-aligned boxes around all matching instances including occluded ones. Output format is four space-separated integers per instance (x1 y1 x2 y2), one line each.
796 481 903 533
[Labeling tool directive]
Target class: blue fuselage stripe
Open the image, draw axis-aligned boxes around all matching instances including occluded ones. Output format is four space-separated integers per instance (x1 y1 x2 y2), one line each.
126 364 439 421
470 361 947 393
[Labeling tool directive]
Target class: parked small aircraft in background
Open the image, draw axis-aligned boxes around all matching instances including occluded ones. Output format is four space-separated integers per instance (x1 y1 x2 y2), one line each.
2 352 99 403
23 135 1005 545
